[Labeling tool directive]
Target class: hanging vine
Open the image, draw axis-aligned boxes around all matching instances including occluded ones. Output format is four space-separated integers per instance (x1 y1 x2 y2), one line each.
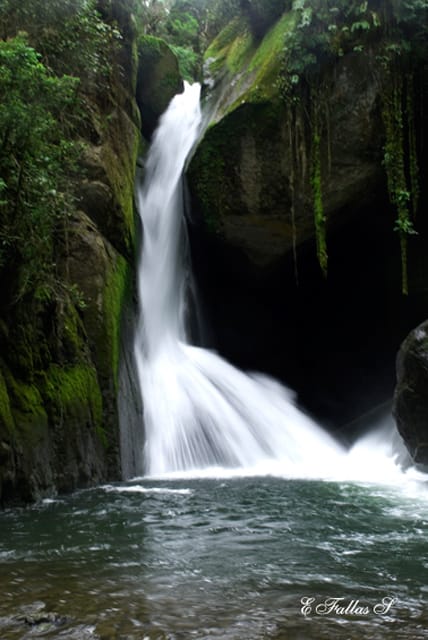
406 75 419 218
382 67 419 296
277 0 424 289
310 97 328 277
287 105 299 285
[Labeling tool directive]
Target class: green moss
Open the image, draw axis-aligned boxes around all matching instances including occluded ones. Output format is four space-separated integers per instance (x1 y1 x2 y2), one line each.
4 371 48 446
130 27 139 95
205 17 254 82
42 363 104 440
103 255 129 384
189 105 257 230
205 11 295 110
225 31 254 75
6 312 51 381
382 72 419 295
60 301 86 362
246 12 296 101
0 369 14 434
137 35 183 97
138 34 166 59
101 112 141 252
188 136 225 230
189 99 287 238
311 122 328 277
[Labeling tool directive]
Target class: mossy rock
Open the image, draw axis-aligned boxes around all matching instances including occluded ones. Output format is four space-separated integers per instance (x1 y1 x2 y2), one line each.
79 104 141 259
0 368 14 434
137 35 184 138
394 321 428 464
204 11 295 117
192 27 385 268
3 370 49 447
41 364 104 438
188 100 304 266
0 0 141 504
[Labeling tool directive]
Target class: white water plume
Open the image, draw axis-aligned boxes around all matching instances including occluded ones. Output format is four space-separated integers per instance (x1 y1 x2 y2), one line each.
133 82 413 484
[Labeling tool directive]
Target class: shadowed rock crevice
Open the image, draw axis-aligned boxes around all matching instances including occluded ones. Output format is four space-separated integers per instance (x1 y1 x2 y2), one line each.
189 191 428 433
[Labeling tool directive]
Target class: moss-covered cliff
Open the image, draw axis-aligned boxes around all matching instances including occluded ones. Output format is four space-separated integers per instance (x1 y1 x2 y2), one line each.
0 0 144 505
186 0 428 442
137 35 184 138
189 1 427 283
0 0 190 504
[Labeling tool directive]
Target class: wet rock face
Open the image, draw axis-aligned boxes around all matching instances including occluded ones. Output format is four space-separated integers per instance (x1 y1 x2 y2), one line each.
136 36 183 139
187 13 428 433
0 2 142 506
394 321 428 464
188 51 383 270
189 186 428 432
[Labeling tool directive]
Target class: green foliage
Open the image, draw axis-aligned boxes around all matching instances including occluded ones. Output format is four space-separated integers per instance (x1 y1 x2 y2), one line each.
273 0 425 285
102 256 128 381
277 0 386 101
406 77 420 218
0 0 132 307
382 71 420 296
0 36 81 301
310 112 328 276
167 3 200 48
0 0 121 94
170 44 200 81
196 0 242 44
43 364 104 436
136 1 203 79
395 0 428 25
138 0 170 36
0 370 14 434
137 0 290 80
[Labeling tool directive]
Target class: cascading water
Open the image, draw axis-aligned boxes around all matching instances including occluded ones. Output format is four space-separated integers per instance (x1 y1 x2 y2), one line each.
134 82 414 482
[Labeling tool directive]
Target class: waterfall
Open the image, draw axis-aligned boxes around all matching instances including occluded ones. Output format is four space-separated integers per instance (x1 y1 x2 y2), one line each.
133 83 412 482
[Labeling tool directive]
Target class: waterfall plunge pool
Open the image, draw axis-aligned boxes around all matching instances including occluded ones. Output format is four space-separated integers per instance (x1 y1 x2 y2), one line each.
2 84 425 640
1 473 428 640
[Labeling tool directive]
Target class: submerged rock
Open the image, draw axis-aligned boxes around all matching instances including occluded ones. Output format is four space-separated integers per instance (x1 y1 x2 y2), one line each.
394 321 428 465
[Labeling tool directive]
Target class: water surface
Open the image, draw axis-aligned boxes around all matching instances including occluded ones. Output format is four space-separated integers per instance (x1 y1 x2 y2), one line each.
1 475 427 639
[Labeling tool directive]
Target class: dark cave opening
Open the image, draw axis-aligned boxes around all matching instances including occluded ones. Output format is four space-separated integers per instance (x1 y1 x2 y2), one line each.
188 194 428 436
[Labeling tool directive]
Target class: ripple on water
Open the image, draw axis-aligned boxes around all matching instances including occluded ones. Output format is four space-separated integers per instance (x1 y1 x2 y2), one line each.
0 477 427 639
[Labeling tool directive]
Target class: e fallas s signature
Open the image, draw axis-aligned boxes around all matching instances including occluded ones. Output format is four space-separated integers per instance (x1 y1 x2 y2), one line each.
300 596 396 617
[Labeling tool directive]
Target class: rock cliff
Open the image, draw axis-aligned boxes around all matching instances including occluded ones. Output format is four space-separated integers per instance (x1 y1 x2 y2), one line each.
394 321 428 465
186 4 428 439
0 1 142 505
0 0 185 505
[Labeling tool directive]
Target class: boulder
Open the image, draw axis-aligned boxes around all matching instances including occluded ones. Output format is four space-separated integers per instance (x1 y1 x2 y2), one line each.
137 35 183 139
394 321 428 465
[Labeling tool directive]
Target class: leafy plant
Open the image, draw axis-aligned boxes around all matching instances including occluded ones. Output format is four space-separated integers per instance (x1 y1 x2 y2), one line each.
275 0 424 284
0 36 80 301
382 68 420 295
0 0 122 95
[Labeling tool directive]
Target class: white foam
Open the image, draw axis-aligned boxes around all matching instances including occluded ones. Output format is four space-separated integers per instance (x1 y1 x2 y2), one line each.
102 485 192 496
132 82 426 491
